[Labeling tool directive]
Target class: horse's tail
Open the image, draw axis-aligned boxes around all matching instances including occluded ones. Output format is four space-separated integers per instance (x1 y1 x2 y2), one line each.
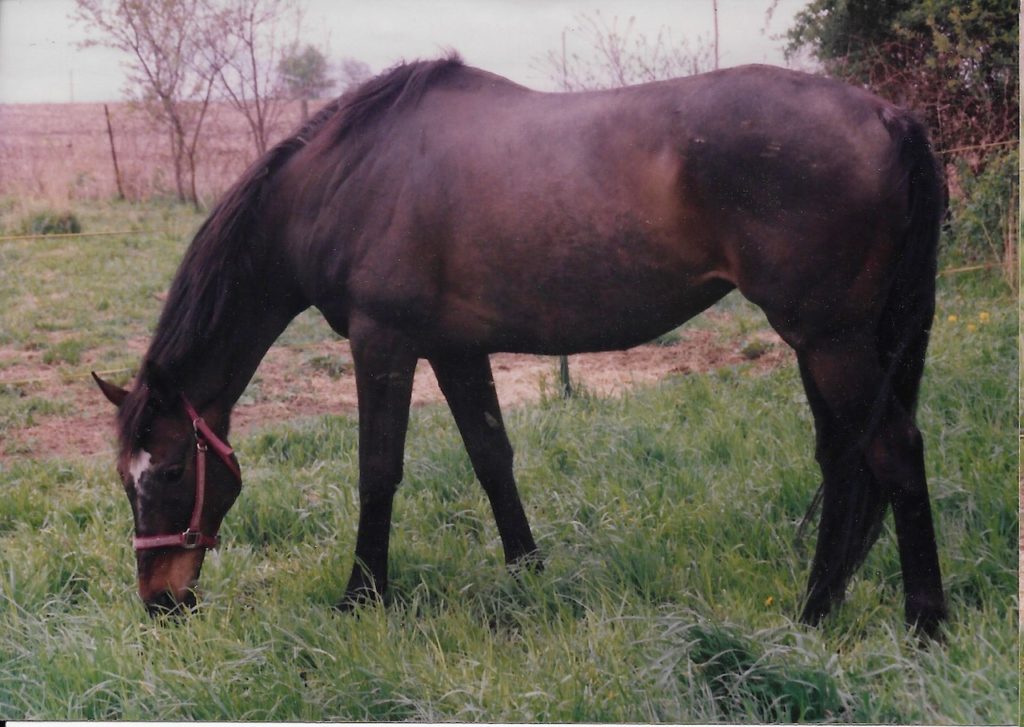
875 109 944 415
798 110 944 573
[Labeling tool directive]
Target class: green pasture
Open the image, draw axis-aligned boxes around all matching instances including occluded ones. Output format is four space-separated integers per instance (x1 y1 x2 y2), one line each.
0 201 1017 722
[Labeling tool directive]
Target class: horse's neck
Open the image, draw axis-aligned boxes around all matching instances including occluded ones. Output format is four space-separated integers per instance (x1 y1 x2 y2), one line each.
150 196 308 424
170 297 298 426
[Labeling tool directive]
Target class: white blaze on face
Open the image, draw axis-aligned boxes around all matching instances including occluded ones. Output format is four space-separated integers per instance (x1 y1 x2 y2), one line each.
129 449 153 486
129 449 153 519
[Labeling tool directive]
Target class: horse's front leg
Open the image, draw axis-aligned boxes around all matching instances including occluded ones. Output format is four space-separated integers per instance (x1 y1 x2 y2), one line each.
338 319 417 609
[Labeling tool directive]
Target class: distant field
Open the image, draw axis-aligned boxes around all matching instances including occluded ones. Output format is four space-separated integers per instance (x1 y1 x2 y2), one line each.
0 200 1017 721
0 100 321 205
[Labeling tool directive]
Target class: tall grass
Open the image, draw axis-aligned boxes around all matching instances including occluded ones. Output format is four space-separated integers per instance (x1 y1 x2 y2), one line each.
0 201 1017 721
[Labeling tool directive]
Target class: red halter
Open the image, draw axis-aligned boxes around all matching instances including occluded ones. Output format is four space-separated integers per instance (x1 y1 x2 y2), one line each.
132 397 242 551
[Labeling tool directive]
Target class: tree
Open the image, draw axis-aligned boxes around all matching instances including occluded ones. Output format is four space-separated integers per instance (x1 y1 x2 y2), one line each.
278 44 335 99
785 0 1018 159
74 0 223 206
538 11 713 92
203 0 301 157
337 57 373 93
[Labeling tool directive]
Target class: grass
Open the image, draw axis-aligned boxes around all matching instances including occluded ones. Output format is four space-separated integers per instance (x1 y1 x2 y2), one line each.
0 199 1017 722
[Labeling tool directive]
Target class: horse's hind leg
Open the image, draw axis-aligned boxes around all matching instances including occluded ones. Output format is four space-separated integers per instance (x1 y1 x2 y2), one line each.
796 347 886 625
339 321 417 608
430 353 540 567
796 334 945 635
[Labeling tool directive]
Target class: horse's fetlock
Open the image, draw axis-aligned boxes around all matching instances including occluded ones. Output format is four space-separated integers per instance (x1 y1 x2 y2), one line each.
905 593 947 640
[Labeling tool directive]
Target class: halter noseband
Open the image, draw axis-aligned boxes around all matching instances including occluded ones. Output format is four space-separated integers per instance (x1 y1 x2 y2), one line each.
132 397 242 552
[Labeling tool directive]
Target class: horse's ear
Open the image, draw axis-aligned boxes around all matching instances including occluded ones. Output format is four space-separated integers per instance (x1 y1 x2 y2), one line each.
92 372 129 408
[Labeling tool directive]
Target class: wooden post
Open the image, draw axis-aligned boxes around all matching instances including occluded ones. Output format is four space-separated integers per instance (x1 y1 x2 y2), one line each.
103 104 125 200
712 0 720 70
559 354 572 398
1006 178 1018 288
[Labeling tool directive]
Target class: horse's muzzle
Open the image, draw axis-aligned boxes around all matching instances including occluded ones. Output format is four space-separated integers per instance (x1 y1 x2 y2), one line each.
143 589 198 618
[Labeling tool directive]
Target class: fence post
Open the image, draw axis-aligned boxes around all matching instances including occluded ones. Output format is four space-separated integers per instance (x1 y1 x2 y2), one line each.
103 104 125 200
559 354 572 398
1005 178 1018 288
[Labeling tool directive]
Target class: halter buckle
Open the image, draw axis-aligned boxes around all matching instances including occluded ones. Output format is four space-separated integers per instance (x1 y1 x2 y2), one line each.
181 529 203 549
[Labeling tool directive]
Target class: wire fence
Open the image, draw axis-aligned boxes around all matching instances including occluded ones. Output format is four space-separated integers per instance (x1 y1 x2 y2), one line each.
0 337 344 389
936 139 1018 156
0 100 320 204
0 228 183 243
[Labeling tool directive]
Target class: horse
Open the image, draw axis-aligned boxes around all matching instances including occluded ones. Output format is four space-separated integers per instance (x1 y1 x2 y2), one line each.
93 54 947 636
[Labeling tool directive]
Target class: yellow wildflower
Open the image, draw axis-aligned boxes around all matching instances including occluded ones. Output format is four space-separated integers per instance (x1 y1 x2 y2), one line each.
764 596 774 607
967 323 977 332
979 311 990 323
947 314 958 323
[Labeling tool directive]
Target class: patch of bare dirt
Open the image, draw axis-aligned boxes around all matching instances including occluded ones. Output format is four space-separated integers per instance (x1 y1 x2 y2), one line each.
1 328 787 462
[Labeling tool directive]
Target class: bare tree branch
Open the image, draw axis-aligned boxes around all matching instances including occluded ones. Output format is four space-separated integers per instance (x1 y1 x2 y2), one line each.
535 10 713 92
202 0 300 157
73 0 222 206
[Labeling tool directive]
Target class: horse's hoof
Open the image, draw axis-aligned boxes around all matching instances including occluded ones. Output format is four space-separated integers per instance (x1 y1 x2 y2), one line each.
335 586 384 613
798 593 827 626
799 594 836 627
906 599 948 642
508 549 545 576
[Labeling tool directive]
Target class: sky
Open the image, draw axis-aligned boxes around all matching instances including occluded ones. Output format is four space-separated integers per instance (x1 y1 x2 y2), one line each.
0 0 807 104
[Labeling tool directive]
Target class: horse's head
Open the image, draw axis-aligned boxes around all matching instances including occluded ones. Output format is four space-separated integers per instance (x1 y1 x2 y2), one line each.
93 369 242 616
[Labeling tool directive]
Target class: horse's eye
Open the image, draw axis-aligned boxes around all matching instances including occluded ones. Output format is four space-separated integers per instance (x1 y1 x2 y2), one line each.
162 465 185 482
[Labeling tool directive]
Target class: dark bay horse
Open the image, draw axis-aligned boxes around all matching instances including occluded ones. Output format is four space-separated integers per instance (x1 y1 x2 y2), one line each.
93 55 947 635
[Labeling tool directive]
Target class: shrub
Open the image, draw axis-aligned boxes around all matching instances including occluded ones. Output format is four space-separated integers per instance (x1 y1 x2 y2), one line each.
22 210 82 236
943 149 1019 272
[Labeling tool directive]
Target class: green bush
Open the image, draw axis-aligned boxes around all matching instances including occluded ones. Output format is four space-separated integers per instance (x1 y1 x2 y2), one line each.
943 149 1018 267
22 210 82 236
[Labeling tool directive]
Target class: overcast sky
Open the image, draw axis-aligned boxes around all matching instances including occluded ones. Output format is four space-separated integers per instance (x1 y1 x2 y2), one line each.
0 0 807 104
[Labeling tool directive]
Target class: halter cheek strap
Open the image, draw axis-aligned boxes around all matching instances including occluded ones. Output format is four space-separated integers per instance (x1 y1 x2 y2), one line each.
132 396 242 551
183 398 242 482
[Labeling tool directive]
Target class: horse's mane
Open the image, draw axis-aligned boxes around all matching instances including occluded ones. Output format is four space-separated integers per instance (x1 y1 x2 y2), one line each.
117 54 465 450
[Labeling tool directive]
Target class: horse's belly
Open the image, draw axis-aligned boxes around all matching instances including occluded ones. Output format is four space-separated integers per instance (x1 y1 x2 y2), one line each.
436 270 734 355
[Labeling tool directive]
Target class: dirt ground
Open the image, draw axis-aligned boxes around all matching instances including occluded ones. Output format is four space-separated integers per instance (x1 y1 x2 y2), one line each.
2 326 787 462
